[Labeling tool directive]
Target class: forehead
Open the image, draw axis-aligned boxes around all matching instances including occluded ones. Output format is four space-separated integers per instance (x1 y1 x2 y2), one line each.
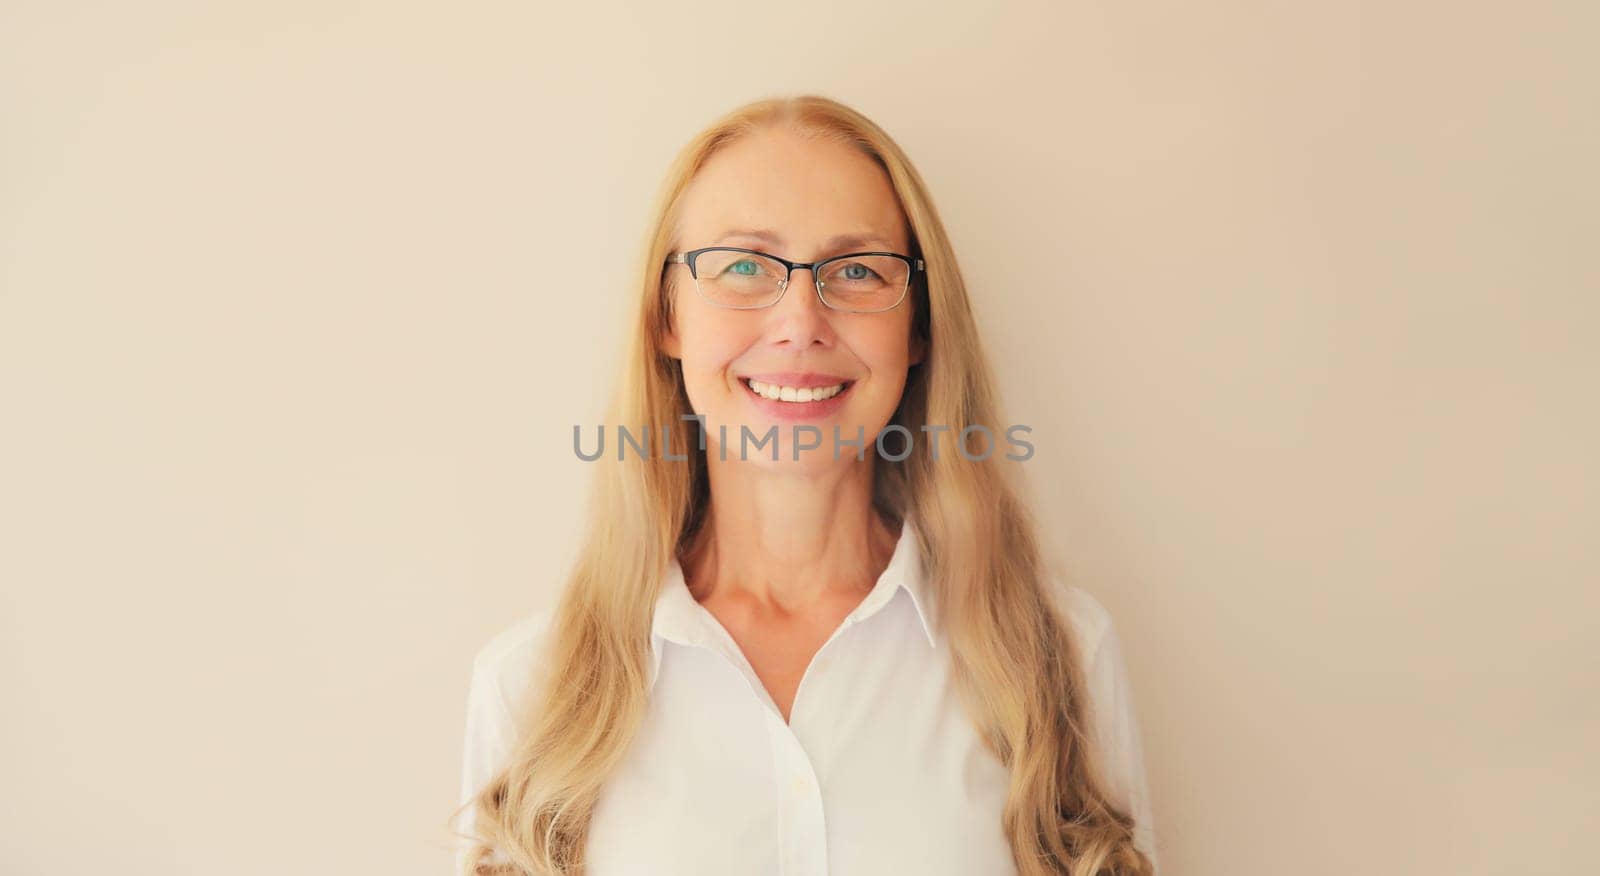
676 127 909 253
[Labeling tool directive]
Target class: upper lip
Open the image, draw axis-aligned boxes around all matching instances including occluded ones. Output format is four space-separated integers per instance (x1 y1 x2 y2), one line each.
739 372 852 388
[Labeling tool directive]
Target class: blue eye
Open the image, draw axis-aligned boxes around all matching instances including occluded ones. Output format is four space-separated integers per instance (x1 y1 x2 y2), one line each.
829 261 884 284
728 260 760 276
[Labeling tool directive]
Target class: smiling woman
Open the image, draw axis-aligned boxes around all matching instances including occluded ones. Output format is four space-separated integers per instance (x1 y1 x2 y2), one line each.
450 95 1158 876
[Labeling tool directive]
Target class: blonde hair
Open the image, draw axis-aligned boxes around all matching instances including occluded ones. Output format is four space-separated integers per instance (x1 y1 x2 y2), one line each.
451 94 1153 876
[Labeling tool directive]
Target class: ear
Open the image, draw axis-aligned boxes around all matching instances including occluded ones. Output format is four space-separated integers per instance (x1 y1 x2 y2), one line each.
908 331 927 367
660 290 683 359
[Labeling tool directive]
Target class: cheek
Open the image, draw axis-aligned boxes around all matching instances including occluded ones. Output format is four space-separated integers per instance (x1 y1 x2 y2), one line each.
854 322 916 371
676 321 746 383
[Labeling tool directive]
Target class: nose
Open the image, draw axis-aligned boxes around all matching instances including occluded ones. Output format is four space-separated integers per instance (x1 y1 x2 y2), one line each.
767 265 835 347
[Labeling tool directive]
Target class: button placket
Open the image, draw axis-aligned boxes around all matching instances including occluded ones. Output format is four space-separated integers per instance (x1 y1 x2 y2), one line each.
677 584 903 876
766 707 827 876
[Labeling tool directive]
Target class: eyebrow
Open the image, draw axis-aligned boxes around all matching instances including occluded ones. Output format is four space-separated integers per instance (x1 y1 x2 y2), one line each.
711 228 898 254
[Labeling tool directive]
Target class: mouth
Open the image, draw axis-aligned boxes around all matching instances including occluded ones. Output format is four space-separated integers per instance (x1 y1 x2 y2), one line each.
739 376 855 404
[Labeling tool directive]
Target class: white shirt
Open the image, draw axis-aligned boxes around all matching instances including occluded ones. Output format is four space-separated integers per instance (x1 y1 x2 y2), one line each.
455 518 1158 874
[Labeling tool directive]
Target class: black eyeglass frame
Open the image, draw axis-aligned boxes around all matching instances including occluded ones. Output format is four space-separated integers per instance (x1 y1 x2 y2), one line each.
664 246 926 313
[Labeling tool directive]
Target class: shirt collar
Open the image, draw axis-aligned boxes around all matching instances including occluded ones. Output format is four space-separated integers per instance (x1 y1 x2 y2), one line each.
648 516 937 689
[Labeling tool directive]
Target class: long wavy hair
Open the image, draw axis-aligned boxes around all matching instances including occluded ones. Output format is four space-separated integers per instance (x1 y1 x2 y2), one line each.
451 94 1153 876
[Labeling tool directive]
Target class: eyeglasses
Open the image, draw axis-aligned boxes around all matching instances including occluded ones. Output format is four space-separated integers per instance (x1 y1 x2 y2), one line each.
664 246 924 313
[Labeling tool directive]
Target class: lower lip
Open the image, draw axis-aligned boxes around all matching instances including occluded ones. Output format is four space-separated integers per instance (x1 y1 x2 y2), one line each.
740 379 854 421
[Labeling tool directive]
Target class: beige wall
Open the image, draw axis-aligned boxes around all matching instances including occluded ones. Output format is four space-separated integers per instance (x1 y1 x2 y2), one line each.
2 2 1595 874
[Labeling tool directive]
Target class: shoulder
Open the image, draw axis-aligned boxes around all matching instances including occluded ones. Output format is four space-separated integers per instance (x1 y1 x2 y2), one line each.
473 605 558 667
1046 577 1159 866
469 606 559 717
1046 575 1116 661
456 607 561 859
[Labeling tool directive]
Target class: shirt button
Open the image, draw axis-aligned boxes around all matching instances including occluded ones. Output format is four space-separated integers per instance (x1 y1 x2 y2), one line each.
791 774 808 794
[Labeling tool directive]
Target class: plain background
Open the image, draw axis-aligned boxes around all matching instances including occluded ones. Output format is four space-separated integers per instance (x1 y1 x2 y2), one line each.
3 2 1595 874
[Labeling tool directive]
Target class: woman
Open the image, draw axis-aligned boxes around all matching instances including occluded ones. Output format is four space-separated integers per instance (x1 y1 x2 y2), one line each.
452 95 1158 875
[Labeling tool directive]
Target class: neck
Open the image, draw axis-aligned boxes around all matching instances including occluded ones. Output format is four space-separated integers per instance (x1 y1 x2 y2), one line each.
680 454 899 614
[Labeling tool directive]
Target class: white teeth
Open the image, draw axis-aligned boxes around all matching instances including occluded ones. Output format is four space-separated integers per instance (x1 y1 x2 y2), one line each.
746 379 847 402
